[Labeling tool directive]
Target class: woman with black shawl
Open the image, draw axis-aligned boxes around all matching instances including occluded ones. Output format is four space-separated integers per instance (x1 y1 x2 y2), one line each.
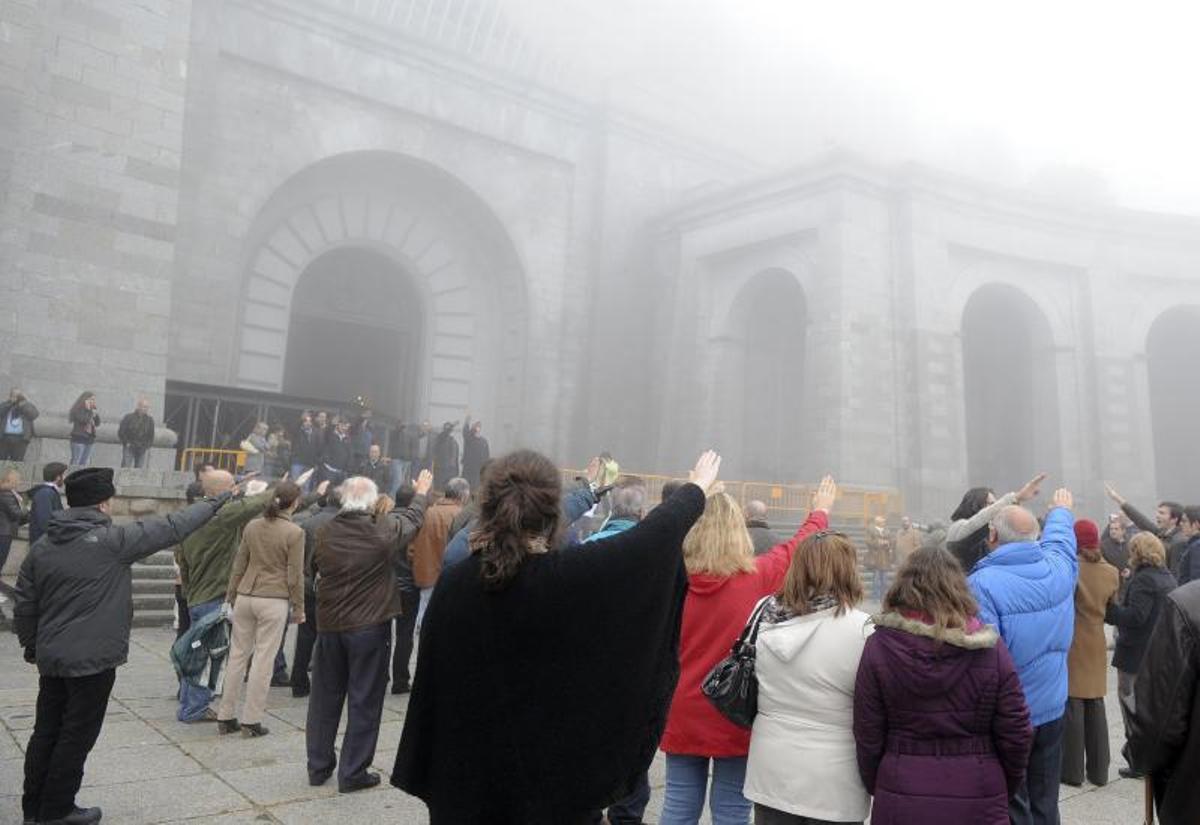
392 449 721 824
946 472 1046 573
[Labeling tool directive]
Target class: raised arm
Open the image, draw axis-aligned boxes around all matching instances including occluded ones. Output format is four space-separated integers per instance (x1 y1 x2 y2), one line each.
755 475 837 589
110 494 232 565
1040 489 1078 571
946 473 1046 544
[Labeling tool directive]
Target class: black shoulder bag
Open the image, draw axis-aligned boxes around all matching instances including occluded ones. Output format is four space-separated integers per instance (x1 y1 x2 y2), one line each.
701 595 770 729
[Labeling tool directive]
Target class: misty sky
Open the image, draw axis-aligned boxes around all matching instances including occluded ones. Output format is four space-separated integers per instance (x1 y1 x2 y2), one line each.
510 0 1200 216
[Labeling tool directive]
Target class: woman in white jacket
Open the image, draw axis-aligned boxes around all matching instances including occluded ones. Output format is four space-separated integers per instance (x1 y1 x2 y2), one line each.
744 531 873 825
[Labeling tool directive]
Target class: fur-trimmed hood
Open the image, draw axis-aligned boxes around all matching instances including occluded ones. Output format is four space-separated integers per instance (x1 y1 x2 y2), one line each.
871 611 999 650
867 611 1002 700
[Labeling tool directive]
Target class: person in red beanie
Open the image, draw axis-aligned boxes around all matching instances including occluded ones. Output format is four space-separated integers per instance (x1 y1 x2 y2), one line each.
1061 518 1120 787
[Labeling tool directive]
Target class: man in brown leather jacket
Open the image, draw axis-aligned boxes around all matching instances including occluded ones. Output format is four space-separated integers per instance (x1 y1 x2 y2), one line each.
1125 580 1200 824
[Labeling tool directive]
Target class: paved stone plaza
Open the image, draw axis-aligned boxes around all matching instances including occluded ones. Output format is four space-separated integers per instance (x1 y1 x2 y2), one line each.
0 625 1145 824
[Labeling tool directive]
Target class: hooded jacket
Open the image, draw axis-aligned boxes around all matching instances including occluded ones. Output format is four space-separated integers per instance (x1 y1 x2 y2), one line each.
660 508 828 757
14 496 228 677
968 506 1077 727
1125 581 1200 825
743 601 873 822
853 612 1032 825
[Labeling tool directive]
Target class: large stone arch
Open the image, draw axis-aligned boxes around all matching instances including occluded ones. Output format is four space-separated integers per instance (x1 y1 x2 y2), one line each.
232 151 528 441
961 283 1063 491
1147 305 1200 498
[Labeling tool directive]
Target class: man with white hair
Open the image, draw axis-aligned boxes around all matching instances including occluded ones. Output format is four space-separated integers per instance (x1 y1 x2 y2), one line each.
968 489 1078 825
307 470 432 794
744 499 780 556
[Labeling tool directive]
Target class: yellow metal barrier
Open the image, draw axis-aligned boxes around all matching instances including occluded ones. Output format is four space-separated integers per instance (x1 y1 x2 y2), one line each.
560 469 904 529
179 448 247 474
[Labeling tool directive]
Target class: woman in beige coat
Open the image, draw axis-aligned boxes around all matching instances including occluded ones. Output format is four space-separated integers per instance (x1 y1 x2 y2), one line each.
1062 518 1119 786
217 481 305 737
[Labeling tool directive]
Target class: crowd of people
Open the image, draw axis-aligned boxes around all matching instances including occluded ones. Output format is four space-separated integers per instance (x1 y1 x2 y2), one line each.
4 428 1200 824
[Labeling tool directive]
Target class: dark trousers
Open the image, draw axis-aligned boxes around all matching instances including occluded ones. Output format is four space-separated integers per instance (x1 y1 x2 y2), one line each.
0 435 28 462
1010 713 1066 825
273 627 289 679
23 668 116 821
754 803 862 824
0 536 15 598
392 587 420 688
290 590 318 692
306 622 391 784
1062 697 1109 786
589 771 652 824
174 585 191 640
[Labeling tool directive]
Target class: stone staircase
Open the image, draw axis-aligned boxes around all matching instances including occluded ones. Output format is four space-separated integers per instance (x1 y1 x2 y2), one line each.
131 549 178 628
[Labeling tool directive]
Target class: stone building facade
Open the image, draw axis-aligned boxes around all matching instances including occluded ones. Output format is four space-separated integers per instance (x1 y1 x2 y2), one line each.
3 0 1200 518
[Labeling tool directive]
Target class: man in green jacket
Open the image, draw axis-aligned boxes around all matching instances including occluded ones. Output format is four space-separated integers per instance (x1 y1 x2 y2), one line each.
176 470 275 722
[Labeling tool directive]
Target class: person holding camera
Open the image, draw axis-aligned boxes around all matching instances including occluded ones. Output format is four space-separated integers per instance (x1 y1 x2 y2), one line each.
0 388 39 462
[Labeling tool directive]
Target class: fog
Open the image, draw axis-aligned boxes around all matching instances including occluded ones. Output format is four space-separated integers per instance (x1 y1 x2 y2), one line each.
511 0 1200 214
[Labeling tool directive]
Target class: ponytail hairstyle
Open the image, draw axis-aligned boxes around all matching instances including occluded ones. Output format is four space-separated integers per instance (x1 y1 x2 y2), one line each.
469 450 562 592
265 480 302 520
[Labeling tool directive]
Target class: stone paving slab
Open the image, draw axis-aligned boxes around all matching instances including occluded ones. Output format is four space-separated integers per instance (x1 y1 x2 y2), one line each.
0 627 1149 824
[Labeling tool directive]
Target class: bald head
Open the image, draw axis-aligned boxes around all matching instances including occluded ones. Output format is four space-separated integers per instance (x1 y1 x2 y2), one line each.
745 500 768 521
990 505 1041 548
202 470 235 497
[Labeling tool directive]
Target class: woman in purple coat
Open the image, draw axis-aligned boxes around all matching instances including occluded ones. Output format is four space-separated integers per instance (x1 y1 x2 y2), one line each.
853 547 1033 825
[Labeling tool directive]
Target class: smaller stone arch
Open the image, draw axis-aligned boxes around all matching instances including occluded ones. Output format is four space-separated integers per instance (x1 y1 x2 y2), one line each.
1146 305 1200 497
713 267 809 482
961 283 1062 491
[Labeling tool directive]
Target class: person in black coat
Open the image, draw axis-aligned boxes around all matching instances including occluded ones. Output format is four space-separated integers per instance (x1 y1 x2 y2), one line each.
0 468 28 599
68 391 101 467
392 449 721 824
118 397 156 469
1106 531 1178 779
1125 580 1200 825
431 422 460 492
461 415 490 489
357 444 392 493
318 418 354 486
28 462 67 547
14 467 231 825
0 387 39 461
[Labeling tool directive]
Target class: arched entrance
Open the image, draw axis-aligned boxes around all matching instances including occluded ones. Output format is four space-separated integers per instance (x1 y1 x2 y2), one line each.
282 247 423 416
233 152 527 441
1147 306 1200 497
720 268 808 481
961 284 1061 491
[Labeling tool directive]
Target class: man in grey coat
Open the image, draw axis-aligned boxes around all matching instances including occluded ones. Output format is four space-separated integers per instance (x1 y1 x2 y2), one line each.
14 467 231 825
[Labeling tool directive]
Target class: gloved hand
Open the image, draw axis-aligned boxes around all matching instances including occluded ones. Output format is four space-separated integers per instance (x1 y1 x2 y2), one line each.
23 646 36 664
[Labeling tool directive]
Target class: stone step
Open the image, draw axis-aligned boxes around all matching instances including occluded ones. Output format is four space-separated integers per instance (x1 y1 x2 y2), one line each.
132 578 176 594
131 563 177 580
132 593 176 612
137 550 177 567
132 609 176 629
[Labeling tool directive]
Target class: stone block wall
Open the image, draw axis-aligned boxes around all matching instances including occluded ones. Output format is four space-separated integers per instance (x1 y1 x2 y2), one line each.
0 0 191 424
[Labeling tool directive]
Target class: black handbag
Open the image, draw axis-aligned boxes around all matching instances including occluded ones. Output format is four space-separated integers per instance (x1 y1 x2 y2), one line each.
701 596 770 729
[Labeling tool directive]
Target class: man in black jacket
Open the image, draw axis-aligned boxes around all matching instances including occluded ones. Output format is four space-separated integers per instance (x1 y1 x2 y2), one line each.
0 387 39 461
318 417 354 486
1178 506 1200 586
117 397 156 469
1106 483 1189 578
460 415 490 489
1125 580 1200 825
14 467 231 825
291 411 321 487
431 422 459 492
28 462 67 547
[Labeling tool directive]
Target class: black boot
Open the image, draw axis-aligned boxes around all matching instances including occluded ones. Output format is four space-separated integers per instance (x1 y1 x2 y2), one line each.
241 722 269 737
217 718 241 735
40 807 103 824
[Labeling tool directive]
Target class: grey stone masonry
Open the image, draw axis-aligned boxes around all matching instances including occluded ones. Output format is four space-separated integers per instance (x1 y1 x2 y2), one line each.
0 0 192 420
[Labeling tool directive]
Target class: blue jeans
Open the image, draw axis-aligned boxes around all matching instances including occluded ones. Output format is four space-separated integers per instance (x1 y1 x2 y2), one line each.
660 754 750 825
177 599 222 721
121 444 148 468
871 569 887 602
1010 714 1066 825
69 442 93 466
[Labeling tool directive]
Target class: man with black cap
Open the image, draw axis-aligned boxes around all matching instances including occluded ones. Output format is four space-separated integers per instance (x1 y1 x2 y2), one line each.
13 467 233 825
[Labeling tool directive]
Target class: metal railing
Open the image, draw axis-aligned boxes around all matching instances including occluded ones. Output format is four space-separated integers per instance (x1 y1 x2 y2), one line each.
561 470 903 530
178 448 246 474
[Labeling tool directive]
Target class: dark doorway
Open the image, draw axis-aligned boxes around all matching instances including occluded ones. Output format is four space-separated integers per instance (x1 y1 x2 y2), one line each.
961 284 1061 492
1147 306 1200 498
727 269 808 481
283 247 423 417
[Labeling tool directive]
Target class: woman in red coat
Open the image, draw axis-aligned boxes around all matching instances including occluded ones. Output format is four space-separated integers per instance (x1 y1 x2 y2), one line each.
659 476 837 825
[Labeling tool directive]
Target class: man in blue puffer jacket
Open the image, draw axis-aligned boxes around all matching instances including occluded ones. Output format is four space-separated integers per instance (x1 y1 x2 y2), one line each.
968 487 1077 825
